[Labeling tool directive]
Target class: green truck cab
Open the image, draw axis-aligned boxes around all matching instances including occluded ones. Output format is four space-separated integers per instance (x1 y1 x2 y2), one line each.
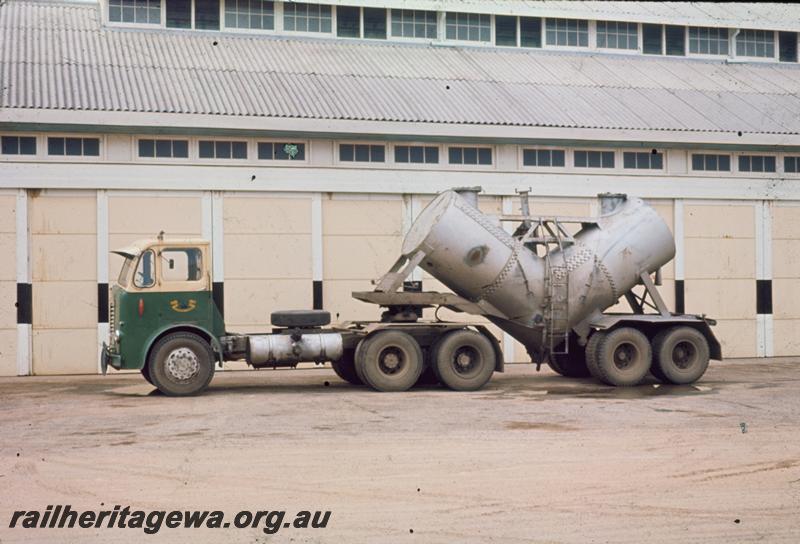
102 238 225 394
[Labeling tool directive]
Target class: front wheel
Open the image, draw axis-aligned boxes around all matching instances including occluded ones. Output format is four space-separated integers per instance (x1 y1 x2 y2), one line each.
355 331 423 392
140 364 154 385
148 332 215 396
431 330 496 391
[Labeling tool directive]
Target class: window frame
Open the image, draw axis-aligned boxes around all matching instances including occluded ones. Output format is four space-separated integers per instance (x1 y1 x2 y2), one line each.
282 1 333 36
335 141 388 166
223 0 276 33
734 152 778 176
389 8 440 42
735 29 778 61
134 136 192 162
0 134 40 161
689 151 733 175
445 145 495 169
255 139 310 164
518 146 568 171
687 26 730 57
196 138 250 161
390 142 442 167
444 11 493 45
44 134 104 161
782 155 800 176
621 150 666 172
572 148 617 171
543 17 590 50
595 20 641 53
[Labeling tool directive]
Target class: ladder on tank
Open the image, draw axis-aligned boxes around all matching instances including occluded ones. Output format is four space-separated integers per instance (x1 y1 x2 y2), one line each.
545 257 570 355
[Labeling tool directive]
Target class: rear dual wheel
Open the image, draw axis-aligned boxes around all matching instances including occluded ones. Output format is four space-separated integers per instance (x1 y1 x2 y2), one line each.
586 327 651 387
355 331 424 392
430 330 496 391
651 327 710 385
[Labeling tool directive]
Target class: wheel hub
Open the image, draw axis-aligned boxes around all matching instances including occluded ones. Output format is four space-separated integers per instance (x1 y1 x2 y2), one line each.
378 348 404 375
166 347 200 381
613 343 637 370
672 341 696 369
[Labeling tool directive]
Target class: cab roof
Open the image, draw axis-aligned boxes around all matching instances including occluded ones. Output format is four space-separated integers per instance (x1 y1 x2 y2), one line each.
111 238 209 259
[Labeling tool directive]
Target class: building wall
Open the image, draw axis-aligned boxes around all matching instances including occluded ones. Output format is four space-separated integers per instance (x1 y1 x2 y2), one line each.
2 187 791 374
0 193 16 376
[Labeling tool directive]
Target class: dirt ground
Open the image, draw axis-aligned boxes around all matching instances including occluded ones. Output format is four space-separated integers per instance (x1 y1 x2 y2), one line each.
1 359 799 543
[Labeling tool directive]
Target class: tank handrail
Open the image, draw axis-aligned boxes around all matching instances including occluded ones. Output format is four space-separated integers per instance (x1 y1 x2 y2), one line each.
499 214 599 224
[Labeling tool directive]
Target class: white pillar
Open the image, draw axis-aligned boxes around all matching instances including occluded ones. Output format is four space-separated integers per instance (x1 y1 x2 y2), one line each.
16 189 31 376
96 189 109 373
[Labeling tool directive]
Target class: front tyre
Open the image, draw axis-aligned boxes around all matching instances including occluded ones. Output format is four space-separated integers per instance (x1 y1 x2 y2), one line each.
148 332 215 396
652 327 710 384
355 331 423 392
431 330 496 391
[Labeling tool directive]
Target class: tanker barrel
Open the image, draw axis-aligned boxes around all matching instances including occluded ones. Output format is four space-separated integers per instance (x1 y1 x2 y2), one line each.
453 186 482 208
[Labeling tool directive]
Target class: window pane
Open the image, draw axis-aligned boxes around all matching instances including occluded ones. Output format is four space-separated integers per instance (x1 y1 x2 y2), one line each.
155 140 172 157
495 15 517 46
82 138 100 156
719 155 730 171
537 150 551 167
363 8 386 39
624 152 636 169
166 0 191 28
355 144 369 162
574 151 587 167
552 150 565 166
337 6 360 38
691 154 703 170
779 32 798 62
232 141 247 159
765 156 776 172
425 147 438 163
258 142 273 159
738 155 749 171
785 157 798 173
395 146 408 163
370 145 385 162
523 149 536 166
1 136 19 155
448 147 462 164
139 139 155 157
199 140 214 158
65 138 82 156
215 141 230 159
463 147 477 164
652 152 663 169
665 25 685 56
409 146 423 163
172 140 188 158
339 144 354 162
520 17 541 48
478 148 492 165
586 151 600 167
48 138 64 155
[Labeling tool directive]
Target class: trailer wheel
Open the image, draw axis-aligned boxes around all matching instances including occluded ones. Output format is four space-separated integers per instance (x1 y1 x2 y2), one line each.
331 349 362 385
431 330 496 391
355 331 423 392
140 364 154 386
584 331 604 379
548 336 591 378
591 327 651 387
652 327 710 384
148 332 215 396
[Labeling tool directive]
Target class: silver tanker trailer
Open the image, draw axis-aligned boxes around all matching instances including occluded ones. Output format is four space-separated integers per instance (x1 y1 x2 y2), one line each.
103 187 719 396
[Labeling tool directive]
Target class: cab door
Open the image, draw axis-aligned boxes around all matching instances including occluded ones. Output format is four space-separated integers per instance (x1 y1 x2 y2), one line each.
154 245 213 331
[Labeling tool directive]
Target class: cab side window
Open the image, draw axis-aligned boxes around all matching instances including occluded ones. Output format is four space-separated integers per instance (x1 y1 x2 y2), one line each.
133 250 156 288
161 248 203 282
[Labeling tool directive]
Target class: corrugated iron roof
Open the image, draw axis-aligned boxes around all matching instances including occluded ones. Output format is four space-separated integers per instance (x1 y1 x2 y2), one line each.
2 0 800 136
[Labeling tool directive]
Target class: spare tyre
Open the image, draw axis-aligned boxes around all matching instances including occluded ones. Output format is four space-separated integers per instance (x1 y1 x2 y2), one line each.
271 309 331 328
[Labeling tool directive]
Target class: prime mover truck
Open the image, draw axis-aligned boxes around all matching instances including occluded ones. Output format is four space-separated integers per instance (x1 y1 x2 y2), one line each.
102 188 720 395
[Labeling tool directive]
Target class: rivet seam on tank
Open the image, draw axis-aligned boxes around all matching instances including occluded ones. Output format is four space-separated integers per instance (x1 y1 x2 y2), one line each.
552 246 594 280
474 241 524 302
455 199 516 250
594 256 619 299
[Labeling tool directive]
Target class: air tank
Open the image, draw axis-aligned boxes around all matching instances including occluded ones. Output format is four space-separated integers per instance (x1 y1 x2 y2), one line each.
402 190 675 351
